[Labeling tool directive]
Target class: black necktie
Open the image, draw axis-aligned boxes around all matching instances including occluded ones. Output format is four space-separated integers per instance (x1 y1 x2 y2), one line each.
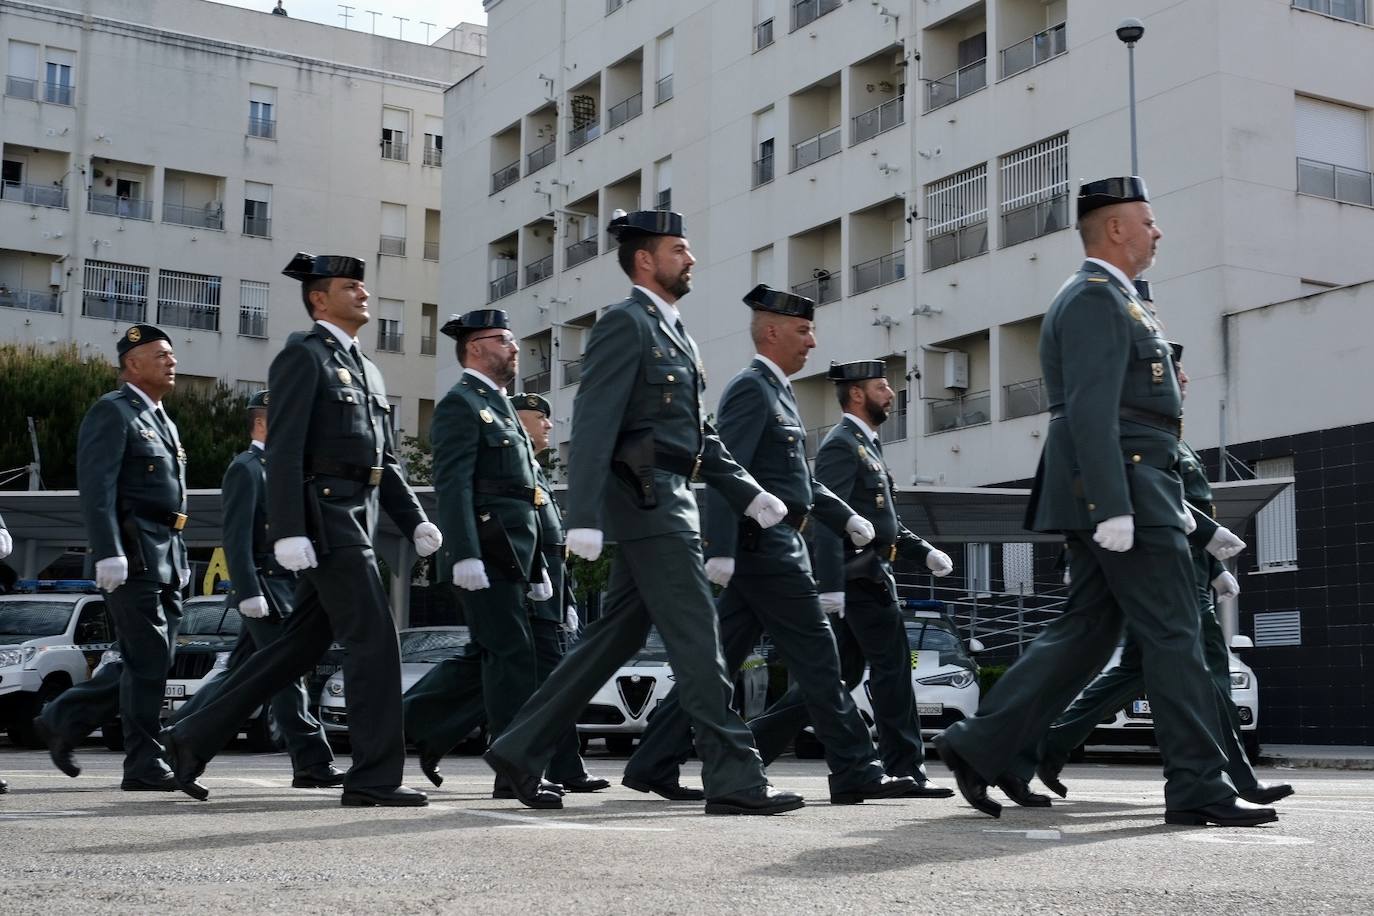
349 344 370 393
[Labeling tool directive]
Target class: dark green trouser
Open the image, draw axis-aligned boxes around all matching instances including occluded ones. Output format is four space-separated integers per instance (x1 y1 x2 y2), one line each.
488 532 767 798
41 578 181 781
459 580 539 740
623 570 884 792
939 527 1236 812
749 586 929 780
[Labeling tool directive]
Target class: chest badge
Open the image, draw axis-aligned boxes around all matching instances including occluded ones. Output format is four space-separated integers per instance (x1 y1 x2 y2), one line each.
140 427 156 441
336 367 352 386
177 446 187 463
479 408 495 424
1151 362 1165 384
857 445 868 460
875 492 886 509
533 486 547 507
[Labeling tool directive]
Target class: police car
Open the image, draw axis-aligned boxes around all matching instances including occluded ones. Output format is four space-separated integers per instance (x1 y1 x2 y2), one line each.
577 627 771 756
0 580 115 747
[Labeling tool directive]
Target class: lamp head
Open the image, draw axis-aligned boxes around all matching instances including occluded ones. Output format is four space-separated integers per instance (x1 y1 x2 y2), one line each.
1116 18 1145 45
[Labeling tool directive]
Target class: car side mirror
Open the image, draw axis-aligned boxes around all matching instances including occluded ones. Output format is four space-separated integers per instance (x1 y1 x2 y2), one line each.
1229 634 1254 650
967 638 985 654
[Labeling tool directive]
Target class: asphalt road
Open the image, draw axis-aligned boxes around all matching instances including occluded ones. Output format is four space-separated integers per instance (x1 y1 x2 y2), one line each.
1 745 1369 915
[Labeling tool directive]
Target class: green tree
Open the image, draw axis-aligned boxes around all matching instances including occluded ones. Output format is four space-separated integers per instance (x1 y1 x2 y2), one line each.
163 383 251 487
398 434 433 485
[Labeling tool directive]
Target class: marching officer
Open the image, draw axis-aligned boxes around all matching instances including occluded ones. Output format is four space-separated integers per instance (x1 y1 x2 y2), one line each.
35 325 190 791
162 253 442 807
748 359 955 797
0 512 9 794
933 177 1274 828
484 210 804 815
622 285 918 805
168 390 343 789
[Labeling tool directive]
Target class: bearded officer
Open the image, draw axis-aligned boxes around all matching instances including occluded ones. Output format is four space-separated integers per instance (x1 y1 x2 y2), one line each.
34 325 190 791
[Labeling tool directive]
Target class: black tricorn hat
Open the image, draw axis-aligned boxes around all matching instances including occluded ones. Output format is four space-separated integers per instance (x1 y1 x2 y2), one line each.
607 208 686 240
246 389 270 410
440 309 510 340
744 284 815 321
1133 279 1153 303
510 393 551 416
827 360 886 382
281 252 366 283
1077 176 1150 219
116 323 171 357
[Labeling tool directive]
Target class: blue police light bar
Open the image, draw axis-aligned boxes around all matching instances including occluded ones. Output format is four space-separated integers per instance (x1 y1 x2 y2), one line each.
900 598 946 615
14 579 100 593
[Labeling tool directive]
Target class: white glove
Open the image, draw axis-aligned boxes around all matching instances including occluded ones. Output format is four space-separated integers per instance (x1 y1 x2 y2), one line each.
413 521 443 558
274 536 318 572
1062 566 1072 586
452 558 490 591
564 604 580 633
1183 510 1198 535
178 566 191 590
1205 526 1246 561
0 528 12 559
239 596 271 618
566 528 604 561
744 492 787 529
1212 570 1240 600
705 557 735 588
819 591 845 619
528 569 553 601
845 515 875 547
1093 515 1135 553
925 549 954 577
95 556 129 592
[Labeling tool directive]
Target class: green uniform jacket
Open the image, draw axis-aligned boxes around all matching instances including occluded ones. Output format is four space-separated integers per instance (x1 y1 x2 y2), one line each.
430 372 542 581
531 467 571 623
704 359 854 576
565 288 763 540
1179 441 1225 585
813 418 933 595
222 445 294 608
266 323 425 551
77 384 188 584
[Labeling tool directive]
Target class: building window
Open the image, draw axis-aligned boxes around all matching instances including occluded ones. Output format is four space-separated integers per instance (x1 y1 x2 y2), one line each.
965 543 991 596
1295 96 1372 206
1292 0 1370 25
380 202 407 256
655 157 672 211
381 108 409 161
239 280 268 338
424 116 443 166
377 299 404 353
655 32 674 105
753 107 776 187
925 164 989 270
999 133 1069 247
420 303 438 356
927 32 987 112
249 84 277 138
607 0 624 13
157 269 221 332
755 0 775 52
387 396 402 435
82 260 149 322
792 0 841 32
5 40 39 100
234 379 266 398
1254 456 1297 570
43 48 75 105
243 181 272 237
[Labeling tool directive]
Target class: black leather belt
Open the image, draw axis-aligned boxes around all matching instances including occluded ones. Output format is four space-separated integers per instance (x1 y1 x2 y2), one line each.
782 509 809 532
132 508 188 531
307 457 383 485
1049 406 1181 438
654 449 702 481
474 479 547 506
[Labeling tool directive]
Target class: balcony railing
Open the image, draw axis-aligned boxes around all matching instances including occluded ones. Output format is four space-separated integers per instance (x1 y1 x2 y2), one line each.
0 287 60 313
248 116 276 139
5 75 36 100
655 189 672 211
562 358 584 387
424 240 440 261
791 0 841 32
238 309 268 338
565 237 598 269
377 329 404 353
526 141 556 175
1000 22 1067 79
880 407 908 444
1297 157 1374 207
1003 378 1048 420
491 159 520 193
83 295 145 322
753 154 775 188
852 249 906 295
607 93 643 130
158 301 220 332
927 390 991 434
852 95 904 145
522 370 552 394
379 235 407 257
488 272 517 302
791 270 840 305
43 81 74 105
424 146 443 167
656 74 674 105
163 202 224 230
755 18 775 50
1 180 67 209
1292 0 1369 23
243 214 271 238
926 221 988 270
381 139 408 161
791 125 842 171
1001 193 1069 247
420 335 437 356
925 58 987 112
88 193 153 221
525 254 554 285
568 121 601 152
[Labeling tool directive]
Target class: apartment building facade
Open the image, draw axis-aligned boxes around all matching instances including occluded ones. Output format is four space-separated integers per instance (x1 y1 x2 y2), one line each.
0 0 484 439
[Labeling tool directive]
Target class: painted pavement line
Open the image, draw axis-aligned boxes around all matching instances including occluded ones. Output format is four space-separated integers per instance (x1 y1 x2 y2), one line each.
982 828 1063 840
429 804 673 832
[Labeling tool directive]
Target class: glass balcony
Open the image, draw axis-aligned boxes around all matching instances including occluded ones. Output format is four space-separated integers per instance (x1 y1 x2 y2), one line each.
488 272 517 302
755 18 775 50
5 75 36 100
1000 22 1067 80
568 121 601 152
656 74 674 105
852 96 904 145
420 335 437 356
492 159 520 194
83 296 145 322
926 221 988 270
43 81 74 105
565 237 598 269
791 271 840 305
1001 193 1069 247
243 214 271 238
377 329 404 353
1292 0 1369 24
851 249 905 295
925 58 987 112
1297 157 1374 206
525 254 554 286
381 139 408 161
0 287 60 313
562 358 584 387
522 369 551 394
424 241 440 261
158 301 220 332
1003 378 1047 420
248 116 276 139
526 141 556 176
88 193 152 221
607 93 643 130
927 390 991 434
753 154 775 188
163 202 224 230
791 126 841 171
424 146 443 167
1 180 67 209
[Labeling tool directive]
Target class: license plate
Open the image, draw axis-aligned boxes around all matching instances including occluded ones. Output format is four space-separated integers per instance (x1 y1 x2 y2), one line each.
164 684 186 698
917 703 943 716
1131 699 1151 716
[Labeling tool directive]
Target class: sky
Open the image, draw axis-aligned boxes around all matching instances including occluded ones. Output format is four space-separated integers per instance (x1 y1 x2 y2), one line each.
214 0 487 42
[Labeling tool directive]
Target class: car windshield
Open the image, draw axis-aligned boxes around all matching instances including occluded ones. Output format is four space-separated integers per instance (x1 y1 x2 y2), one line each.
180 601 242 636
633 628 670 664
400 628 470 661
0 600 76 637
908 624 962 653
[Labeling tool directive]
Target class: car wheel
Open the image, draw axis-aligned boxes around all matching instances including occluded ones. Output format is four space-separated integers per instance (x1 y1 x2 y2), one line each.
244 705 284 752
1243 731 1261 761
605 735 635 756
792 729 825 760
10 678 71 748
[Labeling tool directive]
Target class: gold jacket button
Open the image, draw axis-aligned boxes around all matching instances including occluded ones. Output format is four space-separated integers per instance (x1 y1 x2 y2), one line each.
147 464 155 472
1132 454 1142 463
666 374 676 382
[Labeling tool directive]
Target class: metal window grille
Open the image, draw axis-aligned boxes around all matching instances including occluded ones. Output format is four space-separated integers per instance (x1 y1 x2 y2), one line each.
379 235 407 257
655 74 674 105
157 270 221 331
1254 456 1297 568
5 75 37 100
82 260 149 322
565 237 598 269
239 280 268 338
655 189 672 211
1000 134 1069 246
791 270 840 305
248 116 276 139
925 164 988 269
381 135 408 161
377 320 404 353
1253 611 1302 647
755 18 774 50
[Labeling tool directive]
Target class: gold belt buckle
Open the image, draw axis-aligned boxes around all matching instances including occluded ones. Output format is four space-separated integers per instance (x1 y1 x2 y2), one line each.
367 467 383 486
888 544 897 563
533 485 546 507
689 456 702 481
171 512 188 531
797 515 809 533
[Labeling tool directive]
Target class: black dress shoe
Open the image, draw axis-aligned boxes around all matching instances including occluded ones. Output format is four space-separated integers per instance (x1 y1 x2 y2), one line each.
621 774 707 801
900 778 955 799
706 785 805 816
1036 763 1068 799
493 777 564 799
32 717 80 778
933 735 1001 818
120 774 179 792
419 753 443 788
830 774 917 805
483 749 562 809
1164 798 1277 827
561 775 611 793
998 775 1052 807
293 764 346 788
1239 782 1294 805
341 785 429 807
159 728 209 801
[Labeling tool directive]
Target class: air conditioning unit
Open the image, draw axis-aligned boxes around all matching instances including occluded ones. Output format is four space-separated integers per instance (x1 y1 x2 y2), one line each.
944 351 969 390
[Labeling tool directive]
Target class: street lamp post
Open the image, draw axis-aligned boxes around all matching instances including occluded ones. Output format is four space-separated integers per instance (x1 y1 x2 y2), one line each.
1116 18 1145 175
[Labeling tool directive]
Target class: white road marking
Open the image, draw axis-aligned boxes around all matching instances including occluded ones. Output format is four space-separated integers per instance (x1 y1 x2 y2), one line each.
428 804 672 832
983 828 1063 840
0 810 92 820
1181 833 1313 846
